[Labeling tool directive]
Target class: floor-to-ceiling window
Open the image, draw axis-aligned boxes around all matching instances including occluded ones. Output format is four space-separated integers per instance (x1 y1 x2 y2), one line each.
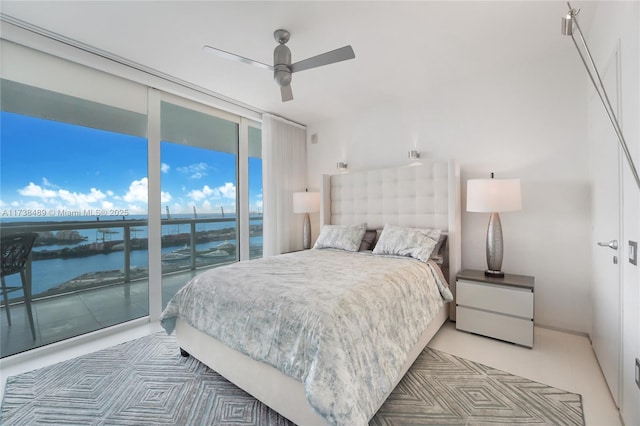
1 40 262 358
159 101 240 307
0 78 149 357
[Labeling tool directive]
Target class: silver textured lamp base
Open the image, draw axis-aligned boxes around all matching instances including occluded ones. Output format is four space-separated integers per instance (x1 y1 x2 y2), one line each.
302 212 311 249
485 212 504 278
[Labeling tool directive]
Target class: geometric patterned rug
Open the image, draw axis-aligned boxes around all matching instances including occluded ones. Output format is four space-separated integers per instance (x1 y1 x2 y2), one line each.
371 348 584 425
1 332 584 425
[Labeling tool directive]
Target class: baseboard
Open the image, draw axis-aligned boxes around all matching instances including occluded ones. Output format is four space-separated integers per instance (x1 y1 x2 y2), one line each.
534 322 590 339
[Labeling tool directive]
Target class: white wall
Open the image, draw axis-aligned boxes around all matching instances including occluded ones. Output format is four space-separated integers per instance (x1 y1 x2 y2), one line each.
306 48 592 333
586 2 640 424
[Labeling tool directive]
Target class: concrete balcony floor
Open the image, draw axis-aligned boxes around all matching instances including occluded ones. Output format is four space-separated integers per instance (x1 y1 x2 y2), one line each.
1 269 200 358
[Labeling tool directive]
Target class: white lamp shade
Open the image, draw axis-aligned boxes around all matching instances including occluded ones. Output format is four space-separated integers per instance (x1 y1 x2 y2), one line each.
293 192 320 213
466 179 522 212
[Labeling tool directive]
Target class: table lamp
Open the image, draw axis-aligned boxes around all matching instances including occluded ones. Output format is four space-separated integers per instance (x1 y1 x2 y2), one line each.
467 174 522 277
293 190 320 249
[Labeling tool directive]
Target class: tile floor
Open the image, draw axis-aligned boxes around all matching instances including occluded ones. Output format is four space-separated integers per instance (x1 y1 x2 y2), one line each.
1 318 621 425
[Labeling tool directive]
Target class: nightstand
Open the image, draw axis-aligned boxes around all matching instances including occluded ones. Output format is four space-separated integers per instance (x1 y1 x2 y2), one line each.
456 269 535 348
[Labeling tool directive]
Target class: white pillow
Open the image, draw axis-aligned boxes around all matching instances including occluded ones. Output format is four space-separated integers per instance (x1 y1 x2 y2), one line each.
372 224 442 262
313 223 367 252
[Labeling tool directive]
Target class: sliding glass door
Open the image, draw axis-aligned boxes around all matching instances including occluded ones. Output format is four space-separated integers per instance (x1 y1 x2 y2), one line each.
0 79 149 357
1 42 263 357
159 101 240 307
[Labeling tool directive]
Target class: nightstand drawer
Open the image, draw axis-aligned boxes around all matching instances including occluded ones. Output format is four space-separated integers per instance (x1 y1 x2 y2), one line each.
457 306 533 347
457 280 533 319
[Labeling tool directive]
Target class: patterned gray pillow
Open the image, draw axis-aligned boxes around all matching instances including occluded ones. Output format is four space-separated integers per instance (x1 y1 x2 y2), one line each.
372 224 442 262
313 223 367 252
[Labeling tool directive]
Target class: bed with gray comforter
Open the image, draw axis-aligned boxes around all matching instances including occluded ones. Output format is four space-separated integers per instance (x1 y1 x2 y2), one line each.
160 248 452 425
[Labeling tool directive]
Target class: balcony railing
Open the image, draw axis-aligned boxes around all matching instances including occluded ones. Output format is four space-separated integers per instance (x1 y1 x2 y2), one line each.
0 216 263 303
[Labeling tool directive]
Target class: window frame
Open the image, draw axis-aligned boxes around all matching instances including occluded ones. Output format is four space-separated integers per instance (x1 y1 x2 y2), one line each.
1 37 263 329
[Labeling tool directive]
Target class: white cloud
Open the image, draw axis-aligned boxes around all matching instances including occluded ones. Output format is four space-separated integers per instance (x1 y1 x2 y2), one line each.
101 200 114 210
124 178 148 203
18 182 57 198
18 182 107 210
22 200 47 210
161 163 171 173
128 205 147 215
177 162 208 179
42 177 58 188
122 177 171 204
8 176 206 217
186 182 236 203
218 182 236 199
169 202 187 215
187 185 217 201
57 187 107 206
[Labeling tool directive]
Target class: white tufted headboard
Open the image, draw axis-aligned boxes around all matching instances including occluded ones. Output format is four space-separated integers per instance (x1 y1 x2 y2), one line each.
320 161 461 319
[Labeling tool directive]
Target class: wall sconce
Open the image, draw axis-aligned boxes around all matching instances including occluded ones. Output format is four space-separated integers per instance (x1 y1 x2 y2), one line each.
408 150 421 160
337 162 348 171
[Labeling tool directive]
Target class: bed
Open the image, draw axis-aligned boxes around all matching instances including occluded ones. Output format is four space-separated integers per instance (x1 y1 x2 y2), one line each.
160 161 461 425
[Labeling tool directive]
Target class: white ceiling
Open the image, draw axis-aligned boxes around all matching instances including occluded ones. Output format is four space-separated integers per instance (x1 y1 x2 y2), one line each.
0 1 584 125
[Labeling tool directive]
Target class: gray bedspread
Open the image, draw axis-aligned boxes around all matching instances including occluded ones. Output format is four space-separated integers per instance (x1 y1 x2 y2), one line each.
160 249 453 426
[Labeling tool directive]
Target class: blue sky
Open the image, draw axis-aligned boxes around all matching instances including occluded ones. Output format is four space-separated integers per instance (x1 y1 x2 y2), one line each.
0 112 262 218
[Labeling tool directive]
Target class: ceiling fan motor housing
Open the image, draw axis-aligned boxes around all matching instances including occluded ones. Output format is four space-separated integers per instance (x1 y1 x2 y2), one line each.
273 44 292 86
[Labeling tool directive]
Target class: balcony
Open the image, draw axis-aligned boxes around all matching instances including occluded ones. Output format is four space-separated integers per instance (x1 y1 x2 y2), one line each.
0 268 194 358
1 216 262 358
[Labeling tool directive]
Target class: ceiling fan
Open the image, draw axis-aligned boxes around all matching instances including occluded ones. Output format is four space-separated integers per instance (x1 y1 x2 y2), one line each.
203 29 355 102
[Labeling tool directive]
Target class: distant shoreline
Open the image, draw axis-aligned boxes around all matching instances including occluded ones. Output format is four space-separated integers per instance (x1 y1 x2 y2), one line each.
31 224 262 260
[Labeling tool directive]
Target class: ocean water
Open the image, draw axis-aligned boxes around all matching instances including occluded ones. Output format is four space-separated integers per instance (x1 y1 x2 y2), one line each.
1 214 263 296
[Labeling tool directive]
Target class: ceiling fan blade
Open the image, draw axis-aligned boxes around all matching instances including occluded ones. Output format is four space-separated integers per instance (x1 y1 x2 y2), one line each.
289 45 355 73
281 85 293 102
203 45 273 71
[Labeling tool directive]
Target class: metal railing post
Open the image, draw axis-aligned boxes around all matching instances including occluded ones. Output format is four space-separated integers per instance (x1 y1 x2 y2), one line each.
123 224 131 298
190 221 196 270
124 225 131 282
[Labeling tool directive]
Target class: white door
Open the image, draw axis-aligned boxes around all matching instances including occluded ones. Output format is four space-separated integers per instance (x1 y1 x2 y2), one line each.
589 45 622 406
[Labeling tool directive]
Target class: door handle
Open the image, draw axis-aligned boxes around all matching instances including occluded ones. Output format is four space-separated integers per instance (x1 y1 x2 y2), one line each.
597 240 618 250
